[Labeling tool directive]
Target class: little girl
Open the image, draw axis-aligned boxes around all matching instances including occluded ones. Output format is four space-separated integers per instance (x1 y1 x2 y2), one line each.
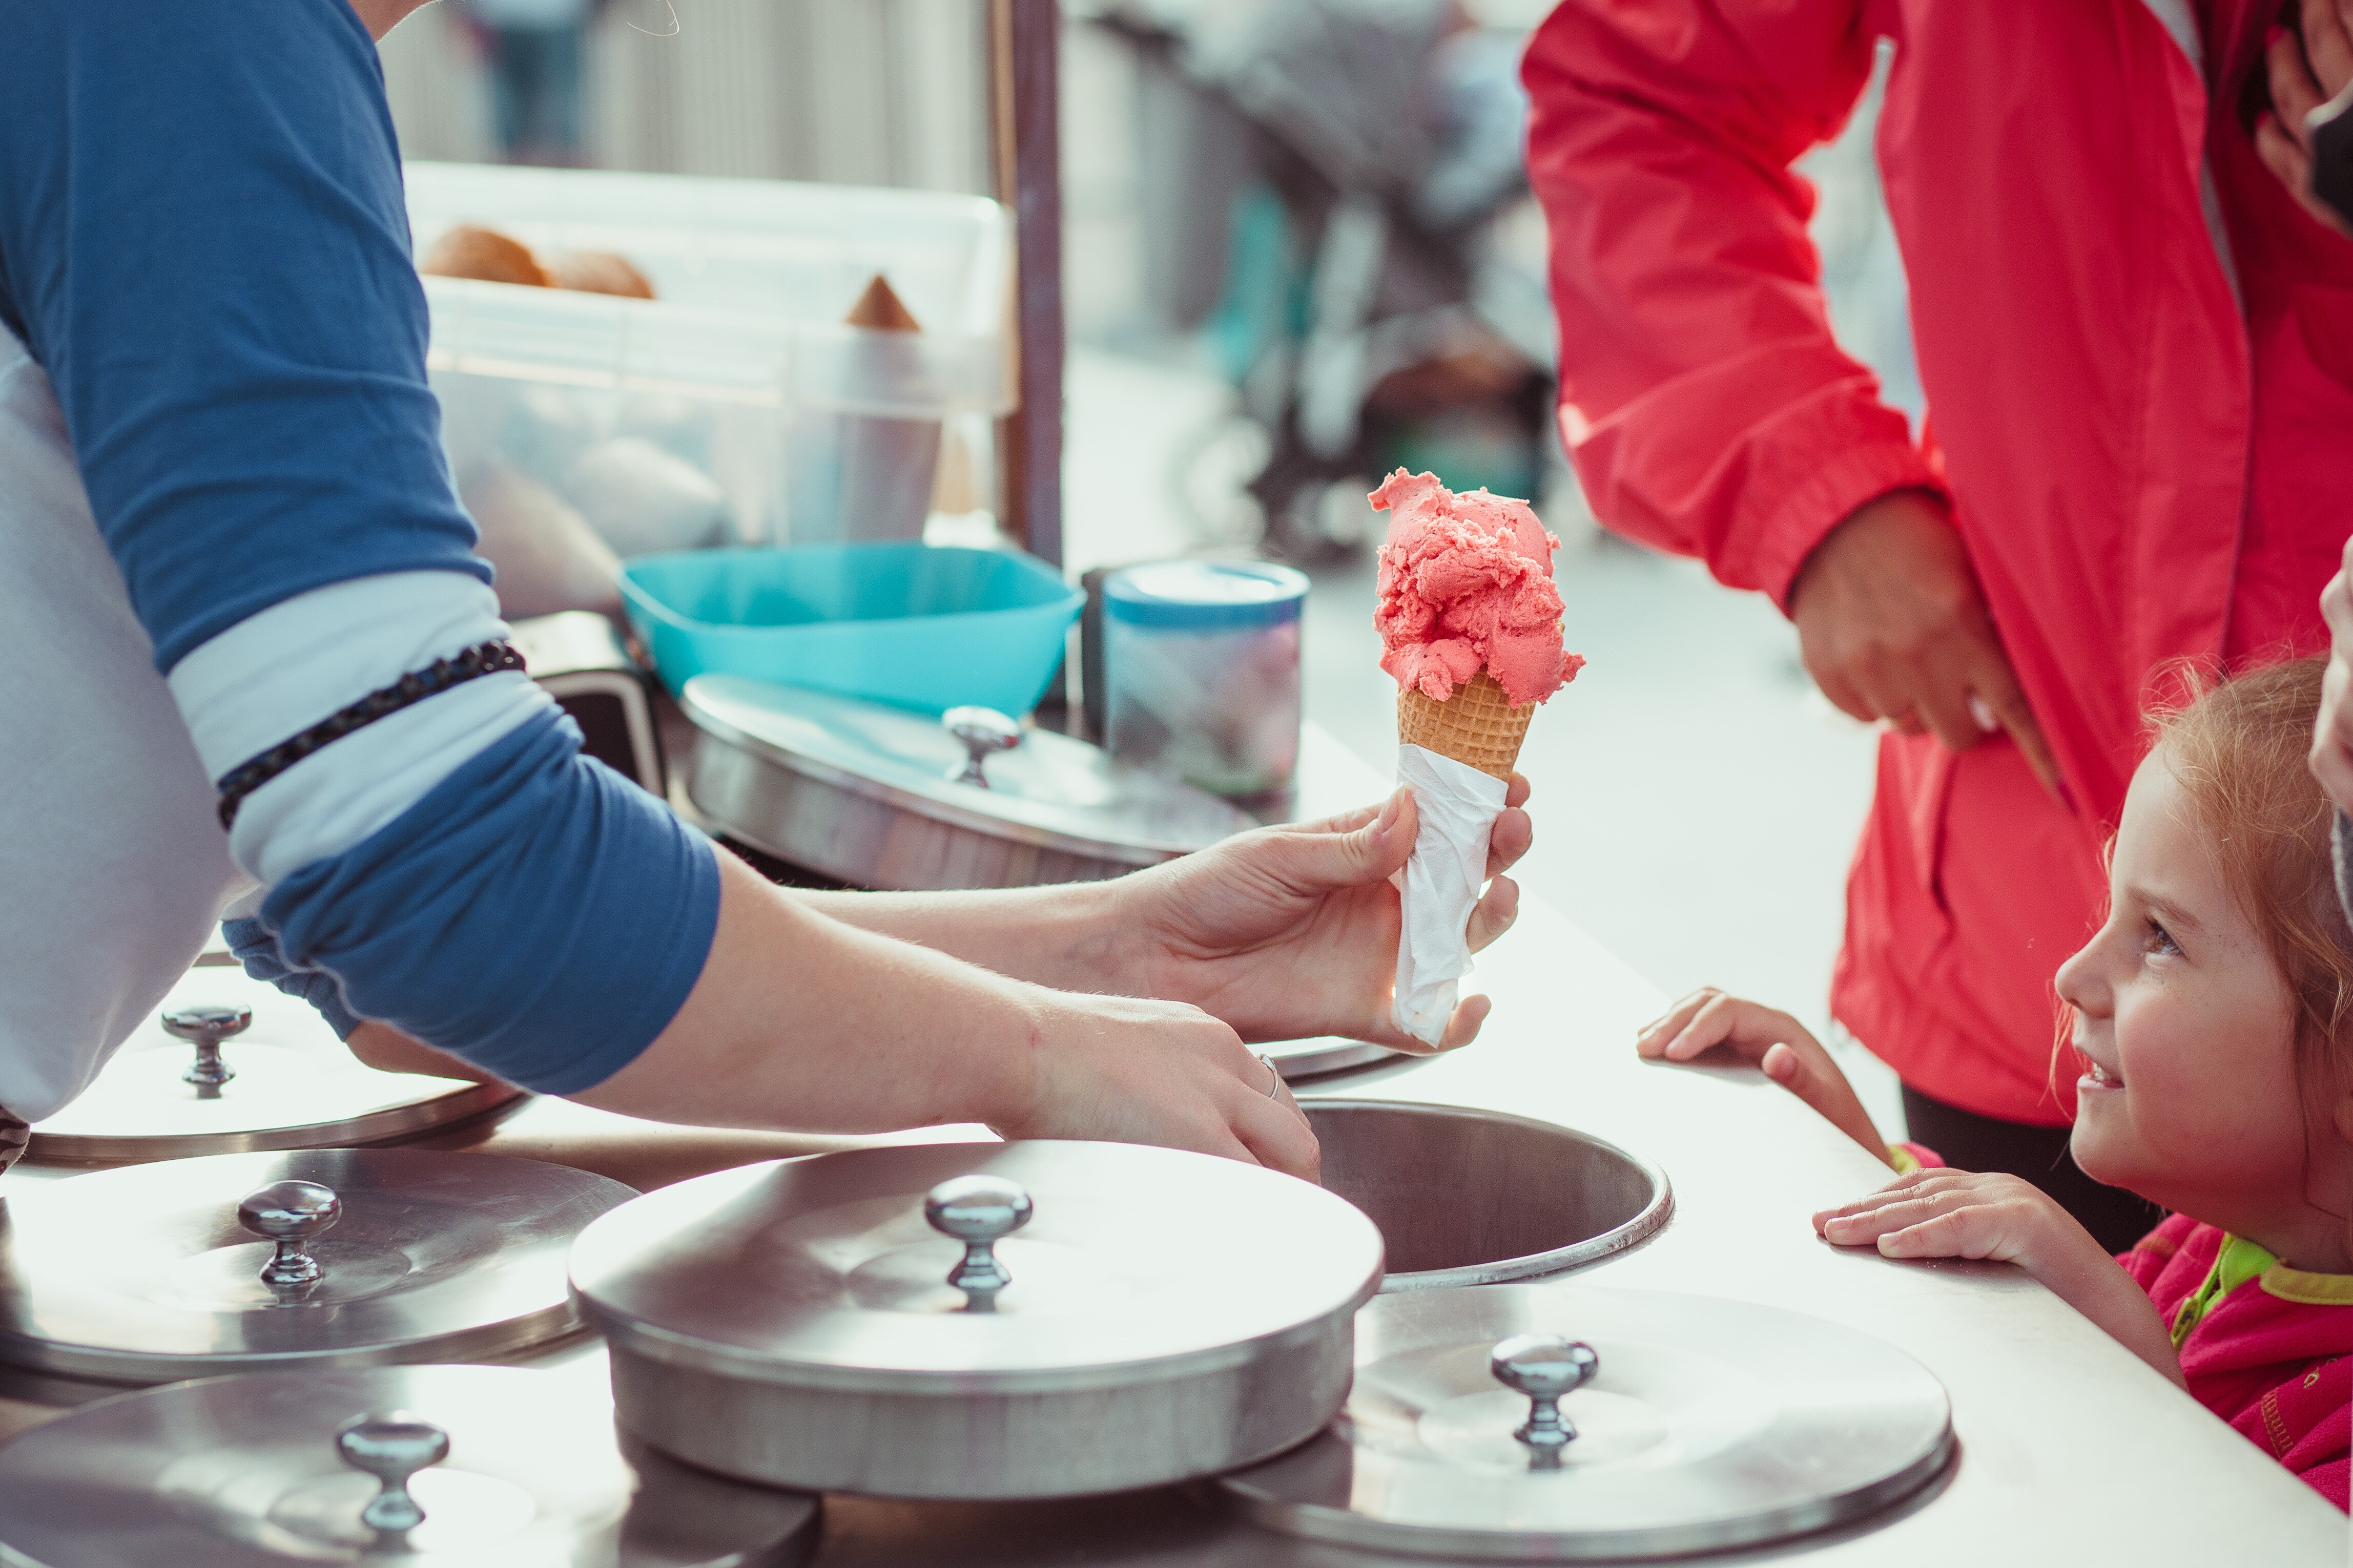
1638 656 2351 1509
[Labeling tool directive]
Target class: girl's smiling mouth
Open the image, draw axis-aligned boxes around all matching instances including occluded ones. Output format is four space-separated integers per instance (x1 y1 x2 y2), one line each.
2080 1056 2124 1092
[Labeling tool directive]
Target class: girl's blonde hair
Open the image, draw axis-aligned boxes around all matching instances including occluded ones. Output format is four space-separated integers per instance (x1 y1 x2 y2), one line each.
2147 654 2353 1121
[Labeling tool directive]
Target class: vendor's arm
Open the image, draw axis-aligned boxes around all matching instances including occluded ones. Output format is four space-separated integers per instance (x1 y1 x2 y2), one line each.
1522 5 2054 793
795 780 1533 1051
1814 1172 2187 1388
0 1 1306 1174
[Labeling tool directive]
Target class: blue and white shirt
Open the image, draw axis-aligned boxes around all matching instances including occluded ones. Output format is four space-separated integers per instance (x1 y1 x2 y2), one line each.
0 0 718 1118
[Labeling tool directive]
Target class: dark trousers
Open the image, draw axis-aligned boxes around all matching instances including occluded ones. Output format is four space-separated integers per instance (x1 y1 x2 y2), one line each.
1900 1086 2165 1256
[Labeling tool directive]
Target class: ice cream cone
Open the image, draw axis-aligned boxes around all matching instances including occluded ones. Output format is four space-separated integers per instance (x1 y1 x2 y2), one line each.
1397 670 1532 781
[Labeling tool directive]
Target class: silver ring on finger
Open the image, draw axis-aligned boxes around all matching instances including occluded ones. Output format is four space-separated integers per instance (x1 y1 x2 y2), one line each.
1256 1053 1282 1098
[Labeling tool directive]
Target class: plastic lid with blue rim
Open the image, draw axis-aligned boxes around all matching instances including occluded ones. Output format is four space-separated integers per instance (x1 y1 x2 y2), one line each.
1102 561 1309 630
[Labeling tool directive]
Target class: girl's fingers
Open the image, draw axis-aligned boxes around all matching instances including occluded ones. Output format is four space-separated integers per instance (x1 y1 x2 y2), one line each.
1634 988 1719 1056
1810 1169 1939 1228
1876 1206 2017 1262
1817 1195 1952 1246
1661 993 1748 1060
1504 772 1531 810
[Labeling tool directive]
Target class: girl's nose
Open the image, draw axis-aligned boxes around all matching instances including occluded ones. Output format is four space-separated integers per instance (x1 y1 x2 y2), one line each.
2054 934 2109 1015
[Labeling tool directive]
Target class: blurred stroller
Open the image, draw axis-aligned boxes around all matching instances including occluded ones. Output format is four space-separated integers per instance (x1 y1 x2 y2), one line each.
1084 0 1560 559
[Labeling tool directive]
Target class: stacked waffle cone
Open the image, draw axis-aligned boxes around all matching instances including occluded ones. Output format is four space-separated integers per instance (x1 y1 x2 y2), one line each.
1397 670 1530 781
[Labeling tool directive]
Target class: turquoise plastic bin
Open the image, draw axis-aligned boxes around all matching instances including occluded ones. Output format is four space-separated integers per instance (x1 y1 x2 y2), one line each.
617 545 1083 715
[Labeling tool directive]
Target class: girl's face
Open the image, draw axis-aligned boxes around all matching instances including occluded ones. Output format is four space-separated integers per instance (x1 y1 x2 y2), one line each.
2053 750 2311 1238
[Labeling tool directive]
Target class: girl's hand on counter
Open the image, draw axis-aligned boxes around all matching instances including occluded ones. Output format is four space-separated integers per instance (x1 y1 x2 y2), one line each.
1812 1170 2187 1386
1813 1168 2073 1264
1123 778 1532 1054
1635 989 1890 1162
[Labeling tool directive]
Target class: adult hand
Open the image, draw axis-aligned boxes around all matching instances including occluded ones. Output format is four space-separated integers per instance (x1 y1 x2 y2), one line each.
2257 3 2353 241
998 990 1319 1180
2312 535 2353 813
1123 781 1533 1053
1635 988 1889 1161
1791 491 2063 804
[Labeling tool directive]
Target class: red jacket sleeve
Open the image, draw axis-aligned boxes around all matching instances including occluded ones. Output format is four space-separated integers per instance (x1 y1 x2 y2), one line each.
1522 2 1944 608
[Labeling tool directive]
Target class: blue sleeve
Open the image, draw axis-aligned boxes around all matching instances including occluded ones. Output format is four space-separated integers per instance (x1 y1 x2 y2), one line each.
0 0 486 672
222 917 364 1042
0 3 721 1092
262 709 723 1095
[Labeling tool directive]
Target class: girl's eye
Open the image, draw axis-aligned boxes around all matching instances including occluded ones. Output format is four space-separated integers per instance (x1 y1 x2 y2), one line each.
2141 917 2180 958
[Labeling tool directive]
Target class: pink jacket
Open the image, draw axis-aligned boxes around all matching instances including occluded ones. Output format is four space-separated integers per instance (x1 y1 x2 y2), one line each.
1525 1 2353 1121
2122 1215 2351 1510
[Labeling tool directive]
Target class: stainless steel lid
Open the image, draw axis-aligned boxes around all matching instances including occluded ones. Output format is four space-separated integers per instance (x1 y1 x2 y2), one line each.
681 675 1255 866
571 1140 1385 1395
0 1365 820 1568
0 1149 635 1381
28 967 523 1162
1221 1285 1954 1560
1265 1036 1394 1080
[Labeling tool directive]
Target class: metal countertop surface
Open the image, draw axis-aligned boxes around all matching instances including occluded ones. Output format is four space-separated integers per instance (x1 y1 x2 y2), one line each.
0 728 2341 1565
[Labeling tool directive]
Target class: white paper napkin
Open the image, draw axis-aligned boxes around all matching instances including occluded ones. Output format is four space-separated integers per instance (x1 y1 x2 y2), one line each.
1391 743 1508 1044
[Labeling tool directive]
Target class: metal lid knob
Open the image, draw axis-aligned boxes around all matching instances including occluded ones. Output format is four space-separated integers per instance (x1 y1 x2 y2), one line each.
942 706 1022 788
923 1174 1033 1312
237 1180 341 1289
163 1003 250 1091
335 1411 449 1535
1490 1333 1599 1467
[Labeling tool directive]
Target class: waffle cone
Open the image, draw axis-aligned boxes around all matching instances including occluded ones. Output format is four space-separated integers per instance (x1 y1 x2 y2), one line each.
1396 670 1531 780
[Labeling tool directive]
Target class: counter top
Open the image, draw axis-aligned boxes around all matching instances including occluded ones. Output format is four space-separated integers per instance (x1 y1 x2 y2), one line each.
0 730 2340 1564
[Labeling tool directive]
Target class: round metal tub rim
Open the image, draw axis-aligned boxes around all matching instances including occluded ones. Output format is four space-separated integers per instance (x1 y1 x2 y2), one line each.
583 1302 1371 1397
568 1142 1386 1397
682 676 1226 866
1299 1098 1674 1292
26 1077 527 1165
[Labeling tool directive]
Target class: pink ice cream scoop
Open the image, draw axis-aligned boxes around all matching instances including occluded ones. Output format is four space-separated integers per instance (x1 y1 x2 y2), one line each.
1371 469 1583 706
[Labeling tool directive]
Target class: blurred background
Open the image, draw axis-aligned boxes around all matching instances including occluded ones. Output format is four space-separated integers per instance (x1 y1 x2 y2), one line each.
381 0 1920 1130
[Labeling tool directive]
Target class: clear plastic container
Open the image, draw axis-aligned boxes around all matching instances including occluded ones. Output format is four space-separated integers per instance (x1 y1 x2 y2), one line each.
404 163 1013 553
1102 562 1309 798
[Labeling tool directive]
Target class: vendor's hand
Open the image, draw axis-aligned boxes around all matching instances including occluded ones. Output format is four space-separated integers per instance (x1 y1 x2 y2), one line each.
2312 535 2353 813
1635 988 1889 1162
997 990 1319 1180
2258 5 2353 241
1125 780 1532 1054
1791 491 2063 805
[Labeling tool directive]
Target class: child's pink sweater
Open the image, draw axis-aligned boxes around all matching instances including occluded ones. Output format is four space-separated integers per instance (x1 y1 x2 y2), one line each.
2118 1214 2350 1510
